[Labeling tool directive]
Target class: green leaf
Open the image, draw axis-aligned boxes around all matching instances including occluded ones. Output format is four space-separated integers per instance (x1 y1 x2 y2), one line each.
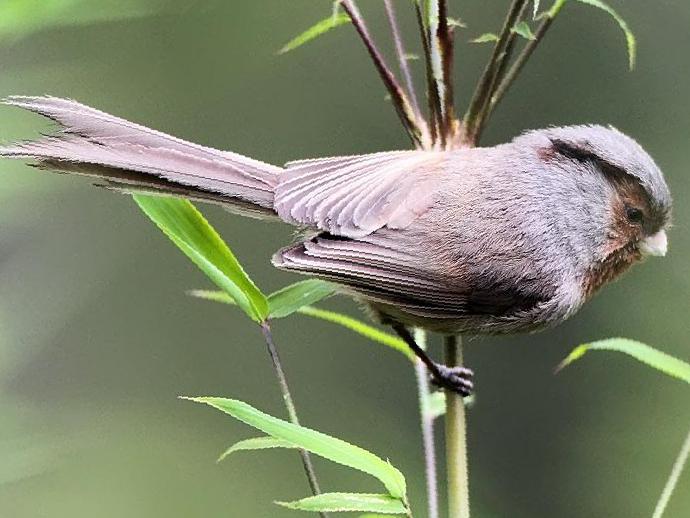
574 0 636 69
277 493 407 514
188 290 414 361
183 397 407 499
279 13 351 54
447 17 466 29
557 338 690 384
0 0 166 42
471 33 500 43
217 436 296 463
133 196 268 323
297 306 414 361
511 21 536 40
267 280 336 319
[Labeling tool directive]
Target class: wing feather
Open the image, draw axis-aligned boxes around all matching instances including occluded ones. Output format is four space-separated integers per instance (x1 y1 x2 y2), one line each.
275 151 446 238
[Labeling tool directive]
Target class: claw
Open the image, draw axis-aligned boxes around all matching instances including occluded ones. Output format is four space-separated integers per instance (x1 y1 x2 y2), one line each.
430 364 475 397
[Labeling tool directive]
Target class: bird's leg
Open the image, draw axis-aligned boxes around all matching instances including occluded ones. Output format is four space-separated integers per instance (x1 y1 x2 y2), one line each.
392 324 474 397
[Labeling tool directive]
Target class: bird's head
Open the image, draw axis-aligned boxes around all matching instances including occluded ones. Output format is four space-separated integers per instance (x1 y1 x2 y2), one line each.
514 124 672 295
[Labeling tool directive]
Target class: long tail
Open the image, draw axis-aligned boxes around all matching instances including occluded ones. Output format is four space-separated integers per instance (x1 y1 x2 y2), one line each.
0 96 282 218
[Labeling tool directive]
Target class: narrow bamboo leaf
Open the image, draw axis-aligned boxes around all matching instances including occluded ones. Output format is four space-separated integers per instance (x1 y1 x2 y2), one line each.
574 0 636 69
183 397 407 499
267 280 336 319
511 21 536 40
134 196 268 322
188 290 414 361
471 33 500 43
0 0 166 42
277 493 407 514
297 306 414 361
447 18 467 29
279 13 351 54
557 338 690 384
217 436 296 463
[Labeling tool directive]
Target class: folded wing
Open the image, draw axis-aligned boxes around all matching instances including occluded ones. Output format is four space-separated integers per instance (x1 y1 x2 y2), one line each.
275 151 447 238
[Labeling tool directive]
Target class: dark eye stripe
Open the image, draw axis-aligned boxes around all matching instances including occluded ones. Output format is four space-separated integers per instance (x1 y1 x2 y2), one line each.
550 139 627 177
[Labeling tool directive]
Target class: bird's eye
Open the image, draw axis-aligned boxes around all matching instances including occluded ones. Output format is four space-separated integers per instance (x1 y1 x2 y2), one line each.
625 206 644 224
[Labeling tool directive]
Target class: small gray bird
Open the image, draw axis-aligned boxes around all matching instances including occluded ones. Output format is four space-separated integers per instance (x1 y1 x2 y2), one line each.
0 96 672 395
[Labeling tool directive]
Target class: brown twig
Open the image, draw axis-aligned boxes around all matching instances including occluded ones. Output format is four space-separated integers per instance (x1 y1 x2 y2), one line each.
414 1 440 146
438 0 456 143
425 0 456 148
471 0 532 142
260 323 326 518
339 0 424 148
462 0 529 145
490 4 562 113
384 0 422 120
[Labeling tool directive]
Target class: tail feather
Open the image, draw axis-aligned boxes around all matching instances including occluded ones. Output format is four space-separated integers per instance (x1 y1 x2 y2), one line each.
0 96 282 215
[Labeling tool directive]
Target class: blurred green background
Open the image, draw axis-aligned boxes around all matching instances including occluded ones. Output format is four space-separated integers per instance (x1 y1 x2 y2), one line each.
0 1 688 517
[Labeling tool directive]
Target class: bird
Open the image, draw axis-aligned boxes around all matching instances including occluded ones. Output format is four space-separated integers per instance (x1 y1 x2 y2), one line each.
0 96 672 395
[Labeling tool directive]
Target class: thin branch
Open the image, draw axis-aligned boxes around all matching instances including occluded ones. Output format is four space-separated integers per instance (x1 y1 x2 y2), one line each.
413 328 439 518
490 0 565 113
425 0 454 148
462 0 529 145
414 1 440 146
437 0 456 143
339 0 424 148
471 0 531 142
652 424 690 518
260 322 327 518
383 0 422 119
444 335 470 518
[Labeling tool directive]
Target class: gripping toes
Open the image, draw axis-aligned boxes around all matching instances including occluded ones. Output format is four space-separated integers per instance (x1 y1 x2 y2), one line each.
430 364 475 397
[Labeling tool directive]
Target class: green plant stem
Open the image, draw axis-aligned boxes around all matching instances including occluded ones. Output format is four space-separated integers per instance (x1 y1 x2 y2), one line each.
652 424 690 518
413 328 439 518
444 334 470 518
489 0 566 114
260 322 326 518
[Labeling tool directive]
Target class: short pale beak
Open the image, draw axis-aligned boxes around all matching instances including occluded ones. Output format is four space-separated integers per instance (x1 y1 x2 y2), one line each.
639 230 668 257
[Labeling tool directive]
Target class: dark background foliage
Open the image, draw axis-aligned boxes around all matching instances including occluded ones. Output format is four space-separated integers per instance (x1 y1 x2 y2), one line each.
0 1 687 516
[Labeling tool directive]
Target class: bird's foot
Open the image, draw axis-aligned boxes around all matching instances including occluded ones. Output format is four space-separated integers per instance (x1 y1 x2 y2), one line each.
430 363 474 397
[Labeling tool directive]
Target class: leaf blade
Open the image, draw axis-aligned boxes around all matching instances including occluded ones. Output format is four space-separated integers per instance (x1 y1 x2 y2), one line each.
511 21 536 40
297 306 414 361
134 196 268 322
268 280 336 319
470 33 500 43
188 290 414 361
217 436 297 463
183 397 407 499
279 13 351 54
557 338 690 384
277 493 407 514
574 0 636 69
